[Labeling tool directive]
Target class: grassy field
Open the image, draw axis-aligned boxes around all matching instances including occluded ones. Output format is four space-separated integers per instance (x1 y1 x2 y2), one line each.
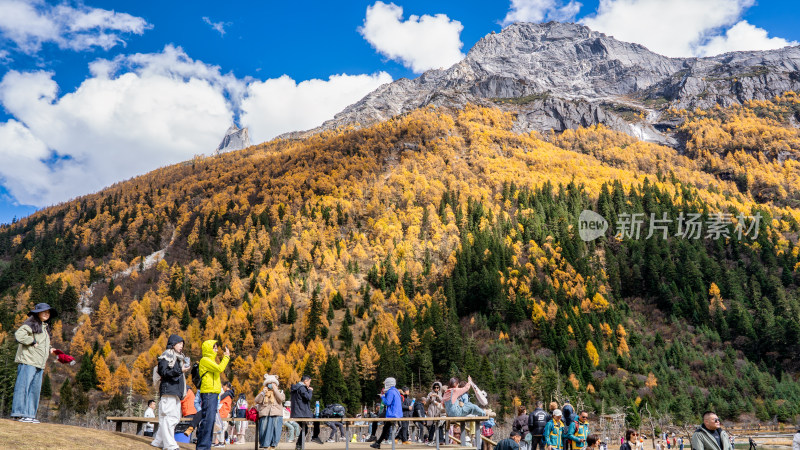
0 419 194 449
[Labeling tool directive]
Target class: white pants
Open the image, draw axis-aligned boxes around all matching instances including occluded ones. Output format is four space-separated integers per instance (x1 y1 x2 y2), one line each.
151 395 181 450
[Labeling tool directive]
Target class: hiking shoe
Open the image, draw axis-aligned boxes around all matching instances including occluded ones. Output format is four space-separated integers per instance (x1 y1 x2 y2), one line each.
312 437 324 445
184 426 194 436
366 436 377 442
370 443 381 449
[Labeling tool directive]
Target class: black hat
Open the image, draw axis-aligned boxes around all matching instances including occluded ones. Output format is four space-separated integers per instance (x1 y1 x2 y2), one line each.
166 334 184 349
29 303 52 315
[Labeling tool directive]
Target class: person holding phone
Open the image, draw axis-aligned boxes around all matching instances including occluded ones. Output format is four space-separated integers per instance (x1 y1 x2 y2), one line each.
256 374 285 450
151 334 190 450
291 374 323 449
196 340 230 450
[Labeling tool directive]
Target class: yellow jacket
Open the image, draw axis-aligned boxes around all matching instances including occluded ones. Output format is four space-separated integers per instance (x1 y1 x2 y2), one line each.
199 340 229 394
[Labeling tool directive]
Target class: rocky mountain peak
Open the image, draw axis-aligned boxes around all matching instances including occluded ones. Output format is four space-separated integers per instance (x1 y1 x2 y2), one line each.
216 124 251 154
281 22 800 146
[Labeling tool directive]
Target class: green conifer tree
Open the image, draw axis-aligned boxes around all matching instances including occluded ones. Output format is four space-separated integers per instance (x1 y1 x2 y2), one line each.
320 354 348 407
39 373 52 399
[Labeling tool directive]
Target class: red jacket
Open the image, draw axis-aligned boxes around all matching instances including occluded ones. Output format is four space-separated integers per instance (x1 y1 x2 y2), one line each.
182 389 197 416
219 392 233 419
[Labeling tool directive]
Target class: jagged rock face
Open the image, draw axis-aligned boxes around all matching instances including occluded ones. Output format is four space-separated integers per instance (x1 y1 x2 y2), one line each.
284 22 800 146
216 124 251 153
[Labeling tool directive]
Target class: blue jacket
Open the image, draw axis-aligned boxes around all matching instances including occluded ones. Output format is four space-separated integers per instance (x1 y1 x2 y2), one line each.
544 419 567 449
567 421 590 448
381 386 403 418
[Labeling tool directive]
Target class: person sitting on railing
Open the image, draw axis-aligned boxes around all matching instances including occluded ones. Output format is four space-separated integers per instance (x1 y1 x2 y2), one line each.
181 387 200 439
283 401 300 443
442 376 494 417
322 403 346 442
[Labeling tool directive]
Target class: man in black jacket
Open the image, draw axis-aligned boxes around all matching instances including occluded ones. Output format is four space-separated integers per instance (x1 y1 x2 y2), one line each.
399 386 413 443
528 401 550 450
291 374 322 449
151 334 190 450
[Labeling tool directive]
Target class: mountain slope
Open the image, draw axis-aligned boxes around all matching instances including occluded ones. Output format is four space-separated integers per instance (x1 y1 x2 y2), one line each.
285 22 800 147
1 99 800 424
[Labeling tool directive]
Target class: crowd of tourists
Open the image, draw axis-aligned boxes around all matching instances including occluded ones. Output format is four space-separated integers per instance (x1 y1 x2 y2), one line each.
8 303 761 450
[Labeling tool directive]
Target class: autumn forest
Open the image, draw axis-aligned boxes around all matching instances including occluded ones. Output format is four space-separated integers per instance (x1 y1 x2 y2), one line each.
2 94 800 426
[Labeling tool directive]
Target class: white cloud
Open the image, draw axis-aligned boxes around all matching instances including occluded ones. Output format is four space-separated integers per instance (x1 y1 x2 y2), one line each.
202 16 229 36
0 48 234 206
579 0 794 57
0 0 149 54
240 72 392 143
697 20 797 56
0 46 393 207
501 0 582 25
0 119 66 205
359 1 465 73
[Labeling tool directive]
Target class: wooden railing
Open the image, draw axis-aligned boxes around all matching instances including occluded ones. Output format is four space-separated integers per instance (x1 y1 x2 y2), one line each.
108 415 492 450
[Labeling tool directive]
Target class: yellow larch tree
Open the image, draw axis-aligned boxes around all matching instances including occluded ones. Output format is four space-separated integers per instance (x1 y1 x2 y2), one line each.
586 340 600 367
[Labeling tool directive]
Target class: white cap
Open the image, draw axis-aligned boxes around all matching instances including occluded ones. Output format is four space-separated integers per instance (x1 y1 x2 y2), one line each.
553 409 563 417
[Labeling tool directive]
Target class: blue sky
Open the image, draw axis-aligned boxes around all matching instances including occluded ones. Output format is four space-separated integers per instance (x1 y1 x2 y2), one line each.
0 0 799 225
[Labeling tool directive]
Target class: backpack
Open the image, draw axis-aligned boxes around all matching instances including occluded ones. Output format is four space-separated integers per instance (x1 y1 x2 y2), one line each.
152 365 161 389
321 403 346 418
562 404 574 425
246 407 258 422
190 362 207 390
